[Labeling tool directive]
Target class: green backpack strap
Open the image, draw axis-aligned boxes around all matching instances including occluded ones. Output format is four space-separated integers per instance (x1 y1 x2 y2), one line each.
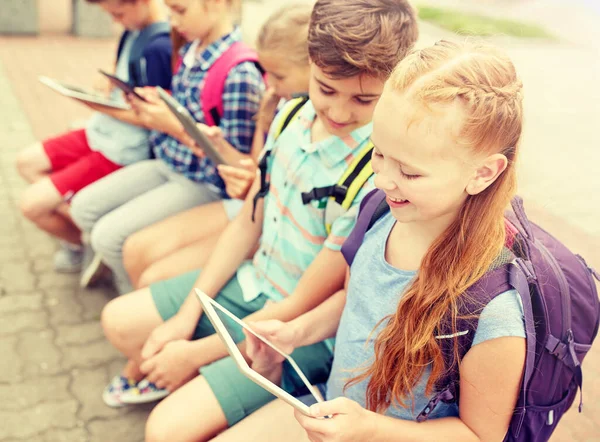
251 95 309 221
300 141 375 234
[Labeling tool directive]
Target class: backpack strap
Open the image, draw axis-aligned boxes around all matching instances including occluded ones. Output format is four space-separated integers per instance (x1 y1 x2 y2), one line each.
128 22 171 87
201 42 263 127
251 96 309 222
300 143 375 235
417 257 537 429
340 189 388 266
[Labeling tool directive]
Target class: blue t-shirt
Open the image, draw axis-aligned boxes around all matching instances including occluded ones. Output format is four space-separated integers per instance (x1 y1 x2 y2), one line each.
326 212 526 419
86 29 172 166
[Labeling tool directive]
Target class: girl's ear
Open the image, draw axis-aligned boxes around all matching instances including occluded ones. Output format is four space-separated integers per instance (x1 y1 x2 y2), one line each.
466 153 508 196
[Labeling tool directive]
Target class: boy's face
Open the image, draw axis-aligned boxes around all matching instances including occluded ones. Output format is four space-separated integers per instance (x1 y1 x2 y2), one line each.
99 0 150 30
309 63 384 138
166 0 213 42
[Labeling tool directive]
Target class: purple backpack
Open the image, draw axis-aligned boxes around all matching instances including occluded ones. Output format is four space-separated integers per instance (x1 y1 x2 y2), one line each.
341 189 600 441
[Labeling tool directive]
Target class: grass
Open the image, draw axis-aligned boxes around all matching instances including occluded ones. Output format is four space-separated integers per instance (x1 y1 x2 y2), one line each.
417 5 556 40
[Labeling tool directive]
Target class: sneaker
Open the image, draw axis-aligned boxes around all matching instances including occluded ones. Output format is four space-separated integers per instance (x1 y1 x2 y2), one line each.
80 247 110 288
53 242 83 273
120 379 169 404
103 375 137 408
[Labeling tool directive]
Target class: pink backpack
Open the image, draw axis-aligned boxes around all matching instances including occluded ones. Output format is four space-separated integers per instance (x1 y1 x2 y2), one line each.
174 41 264 127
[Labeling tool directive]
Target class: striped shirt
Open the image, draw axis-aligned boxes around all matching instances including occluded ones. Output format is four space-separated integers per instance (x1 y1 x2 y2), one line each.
250 100 375 301
150 27 264 195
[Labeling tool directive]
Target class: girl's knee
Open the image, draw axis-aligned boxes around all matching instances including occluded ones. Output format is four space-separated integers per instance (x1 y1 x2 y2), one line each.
15 142 44 179
123 233 149 279
101 298 130 346
145 406 175 442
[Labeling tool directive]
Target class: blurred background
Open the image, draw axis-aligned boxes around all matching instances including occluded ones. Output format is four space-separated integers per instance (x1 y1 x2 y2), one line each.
0 1 598 441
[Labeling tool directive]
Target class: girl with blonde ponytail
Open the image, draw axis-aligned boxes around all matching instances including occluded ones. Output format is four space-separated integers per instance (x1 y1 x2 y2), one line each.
221 40 527 442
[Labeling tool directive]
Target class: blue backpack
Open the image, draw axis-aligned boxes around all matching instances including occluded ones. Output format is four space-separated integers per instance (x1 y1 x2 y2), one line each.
117 22 171 87
342 189 600 441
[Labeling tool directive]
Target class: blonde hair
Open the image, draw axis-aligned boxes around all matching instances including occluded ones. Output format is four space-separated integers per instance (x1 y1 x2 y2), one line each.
347 40 524 413
256 3 312 66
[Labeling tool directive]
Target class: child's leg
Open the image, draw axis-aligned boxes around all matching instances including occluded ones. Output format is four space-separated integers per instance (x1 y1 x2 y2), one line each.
145 376 227 442
15 142 52 183
145 352 323 442
211 399 309 442
143 271 333 440
69 160 169 236
136 235 221 289
101 287 165 379
19 150 122 244
18 177 81 244
73 162 221 292
123 202 229 288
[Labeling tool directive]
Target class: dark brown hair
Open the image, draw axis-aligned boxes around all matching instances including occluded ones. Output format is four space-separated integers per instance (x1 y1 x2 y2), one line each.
308 0 419 79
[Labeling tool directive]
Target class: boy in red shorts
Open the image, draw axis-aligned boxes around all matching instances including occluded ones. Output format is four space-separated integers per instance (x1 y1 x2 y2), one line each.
16 0 172 272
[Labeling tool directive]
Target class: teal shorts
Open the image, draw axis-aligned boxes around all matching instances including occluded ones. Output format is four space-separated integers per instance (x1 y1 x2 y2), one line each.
150 268 266 339
150 269 334 426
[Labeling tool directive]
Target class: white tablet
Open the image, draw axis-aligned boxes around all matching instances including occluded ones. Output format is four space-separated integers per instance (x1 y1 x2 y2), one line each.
195 289 324 416
38 76 130 110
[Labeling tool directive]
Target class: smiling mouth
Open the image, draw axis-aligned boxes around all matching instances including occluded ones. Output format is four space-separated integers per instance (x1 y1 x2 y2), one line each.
388 196 408 203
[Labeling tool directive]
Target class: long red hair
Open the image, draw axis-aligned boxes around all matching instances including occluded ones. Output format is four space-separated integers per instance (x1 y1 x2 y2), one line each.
346 40 524 412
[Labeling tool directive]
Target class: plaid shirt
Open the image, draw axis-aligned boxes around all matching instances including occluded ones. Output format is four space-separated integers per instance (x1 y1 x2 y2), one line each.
150 27 264 195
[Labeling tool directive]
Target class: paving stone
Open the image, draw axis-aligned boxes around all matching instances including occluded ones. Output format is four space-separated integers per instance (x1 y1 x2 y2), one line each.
17 330 62 376
71 367 122 421
56 322 105 346
0 401 78 439
0 261 36 292
0 309 48 336
46 289 85 326
62 339 122 371
39 428 89 442
0 336 23 383
37 271 79 290
88 413 147 442
0 375 71 411
0 293 43 313
79 288 113 322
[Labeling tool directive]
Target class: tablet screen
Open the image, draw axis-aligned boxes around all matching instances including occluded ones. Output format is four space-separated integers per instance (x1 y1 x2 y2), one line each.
196 289 324 414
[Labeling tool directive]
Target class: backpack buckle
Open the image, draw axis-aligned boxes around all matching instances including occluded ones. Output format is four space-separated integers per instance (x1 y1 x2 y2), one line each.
416 387 455 422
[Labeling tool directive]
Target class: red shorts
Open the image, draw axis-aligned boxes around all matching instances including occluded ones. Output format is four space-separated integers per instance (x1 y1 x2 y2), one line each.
43 129 122 199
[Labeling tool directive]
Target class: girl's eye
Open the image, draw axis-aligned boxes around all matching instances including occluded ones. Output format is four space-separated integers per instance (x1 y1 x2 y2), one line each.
355 97 375 105
372 150 383 158
401 170 420 180
319 87 334 96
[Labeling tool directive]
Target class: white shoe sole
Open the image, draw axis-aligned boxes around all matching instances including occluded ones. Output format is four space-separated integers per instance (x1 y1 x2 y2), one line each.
80 253 107 288
102 389 128 408
120 389 169 404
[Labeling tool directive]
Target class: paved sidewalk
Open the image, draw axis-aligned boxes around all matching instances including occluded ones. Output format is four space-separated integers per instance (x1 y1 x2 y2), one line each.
0 57 152 440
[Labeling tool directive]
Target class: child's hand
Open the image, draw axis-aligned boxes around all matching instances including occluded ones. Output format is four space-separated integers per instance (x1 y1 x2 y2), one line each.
256 87 280 131
217 158 258 200
130 87 182 134
92 74 112 96
243 320 298 374
295 398 374 442
141 314 196 361
139 340 198 392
